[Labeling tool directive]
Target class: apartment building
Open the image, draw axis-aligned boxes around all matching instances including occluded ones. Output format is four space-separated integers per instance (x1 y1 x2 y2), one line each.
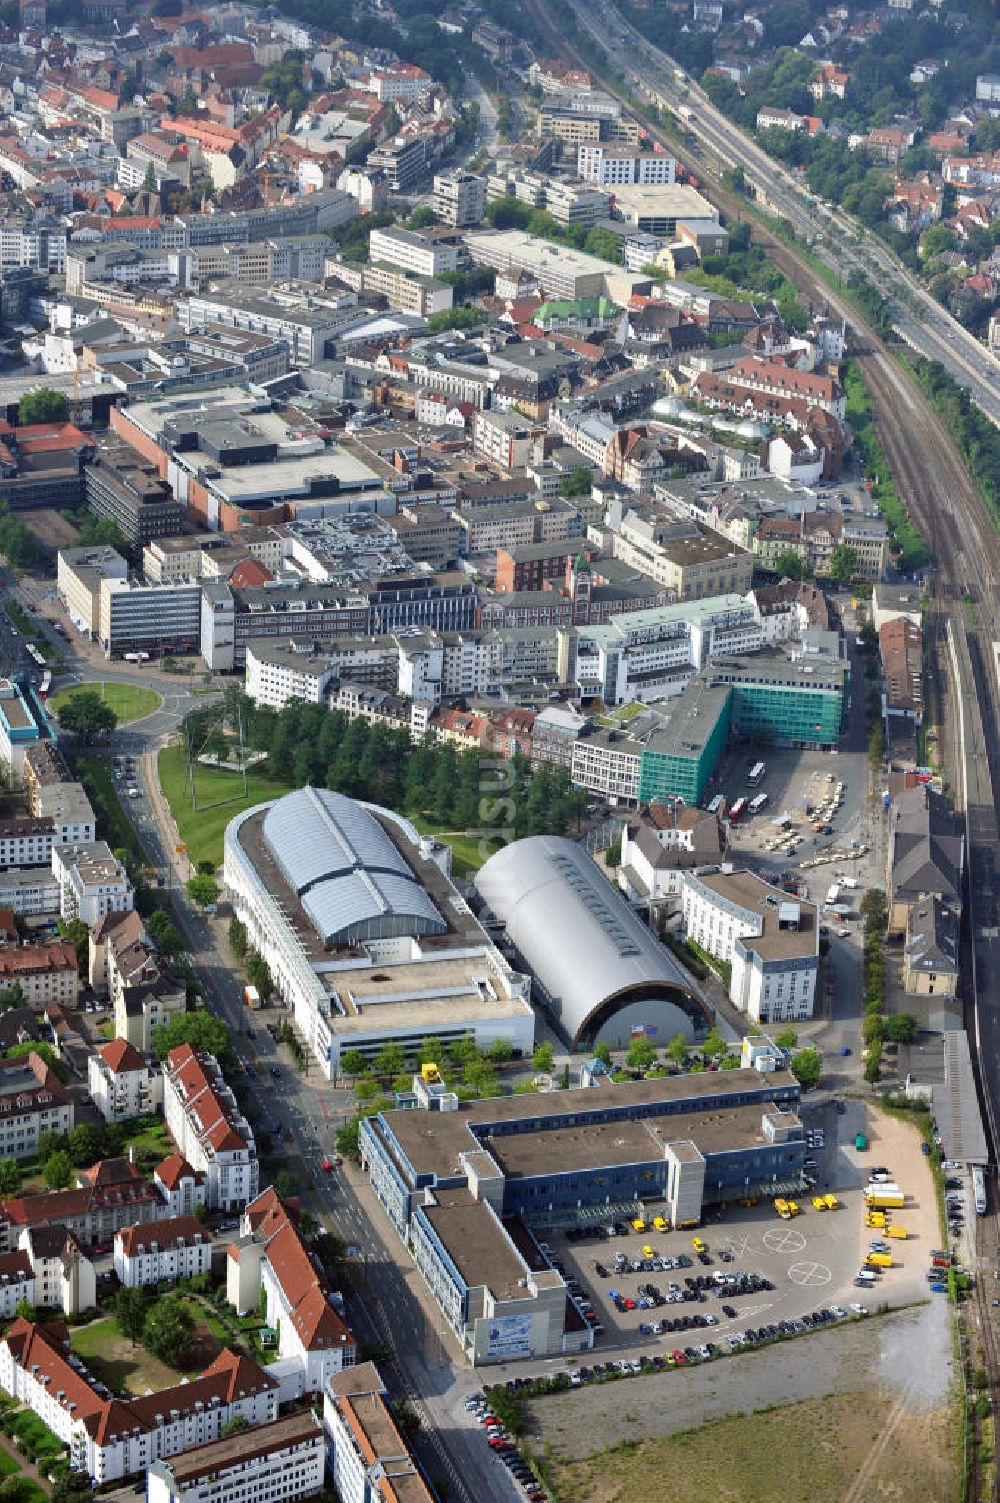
228 1189 356 1401
0 1052 73 1161
368 224 460 278
0 1320 278 1484
0 1251 33 1318
324 1365 434 1503
611 515 754 600
147 1411 325 1503
114 1215 211 1287
52 842 133 925
434 171 486 227
0 941 79 1008
154 1155 207 1220
18 1225 96 1317
473 408 542 470
0 1157 161 1253
577 143 677 185
0 817 57 870
357 261 453 316
163 1044 258 1213
88 1038 162 1124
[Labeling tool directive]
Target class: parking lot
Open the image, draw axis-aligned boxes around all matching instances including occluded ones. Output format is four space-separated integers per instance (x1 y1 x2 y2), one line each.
528 1100 939 1362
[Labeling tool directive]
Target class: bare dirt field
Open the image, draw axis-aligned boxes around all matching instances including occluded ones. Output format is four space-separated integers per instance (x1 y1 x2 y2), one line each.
545 1386 955 1503
20 508 80 553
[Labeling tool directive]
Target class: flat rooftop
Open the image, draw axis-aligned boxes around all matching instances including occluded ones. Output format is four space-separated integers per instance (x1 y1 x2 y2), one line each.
422 1187 528 1299
690 868 817 962
377 1068 800 1183
490 1100 799 1179
611 183 718 221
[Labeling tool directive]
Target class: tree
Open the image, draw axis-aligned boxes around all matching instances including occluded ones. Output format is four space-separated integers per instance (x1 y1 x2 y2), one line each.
43 1149 73 1190
186 873 219 907
701 1028 727 1060
56 916 89 975
828 544 858 585
273 1169 299 1199
0 1157 19 1196
220 1415 248 1438
559 465 593 499
148 909 182 959
37 1129 65 1163
13 1297 35 1323
141 160 158 194
790 1046 822 1090
583 225 622 263
67 1123 105 1167
774 1026 799 1051
488 1037 513 1064
374 1041 405 1081
50 1476 93 1503
593 1041 613 1067
340 1048 368 1079
143 1299 194 1368
228 915 248 959
0 981 23 1013
114 1286 150 1348
666 1033 690 1068
55 690 118 743
0 1476 35 1503
773 548 805 581
883 1013 919 1043
152 1010 230 1062
407 205 437 229
18 387 68 424
245 949 273 1002
532 1041 555 1073
626 1035 657 1072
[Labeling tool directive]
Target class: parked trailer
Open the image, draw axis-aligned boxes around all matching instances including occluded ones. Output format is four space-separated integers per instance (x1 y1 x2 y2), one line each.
973 1164 987 1216
886 1225 908 1239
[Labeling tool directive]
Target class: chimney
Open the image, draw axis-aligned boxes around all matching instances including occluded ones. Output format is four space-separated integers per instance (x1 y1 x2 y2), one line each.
128 1144 135 1166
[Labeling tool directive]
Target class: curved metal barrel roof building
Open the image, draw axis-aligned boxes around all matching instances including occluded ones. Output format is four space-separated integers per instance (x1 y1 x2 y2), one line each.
261 785 447 946
476 836 712 1048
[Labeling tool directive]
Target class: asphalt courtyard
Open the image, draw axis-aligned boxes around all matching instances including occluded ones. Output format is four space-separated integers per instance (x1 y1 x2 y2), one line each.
539 1101 940 1357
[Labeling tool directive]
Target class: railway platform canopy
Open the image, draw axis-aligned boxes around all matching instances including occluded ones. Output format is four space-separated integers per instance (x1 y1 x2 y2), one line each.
938 1030 989 1166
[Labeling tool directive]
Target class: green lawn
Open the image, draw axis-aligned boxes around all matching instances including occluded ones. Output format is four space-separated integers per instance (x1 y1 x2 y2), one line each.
70 1316 184 1396
158 740 295 870
50 680 161 724
409 816 501 877
121 1116 174 1173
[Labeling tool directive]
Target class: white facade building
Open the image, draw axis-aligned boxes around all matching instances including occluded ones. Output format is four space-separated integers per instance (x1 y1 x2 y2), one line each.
163 1045 258 1213
368 225 460 278
577 143 676 185
323 1364 433 1503
0 1320 278 1484
87 1038 161 1124
146 1411 325 1503
52 841 133 925
222 790 534 1080
227 1190 356 1403
19 1226 96 1316
114 1215 211 1287
680 868 819 1023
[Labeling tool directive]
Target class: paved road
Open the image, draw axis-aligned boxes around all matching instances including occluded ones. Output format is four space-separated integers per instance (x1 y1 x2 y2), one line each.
112 724 522 1503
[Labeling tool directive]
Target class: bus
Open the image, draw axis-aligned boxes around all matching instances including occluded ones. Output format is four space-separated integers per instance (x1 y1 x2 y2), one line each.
706 794 723 815
25 643 44 667
973 1164 987 1216
748 793 769 815
729 797 748 824
747 762 766 787
38 670 51 698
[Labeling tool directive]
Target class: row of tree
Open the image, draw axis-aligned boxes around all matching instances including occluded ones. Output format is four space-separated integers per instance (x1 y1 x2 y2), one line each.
188 691 590 843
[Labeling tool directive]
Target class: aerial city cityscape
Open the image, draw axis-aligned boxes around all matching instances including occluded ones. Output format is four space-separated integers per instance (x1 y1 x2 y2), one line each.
0 0 990 1497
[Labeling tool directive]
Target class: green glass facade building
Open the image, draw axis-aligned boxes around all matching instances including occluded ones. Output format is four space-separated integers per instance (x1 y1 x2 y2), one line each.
712 654 848 748
637 680 733 806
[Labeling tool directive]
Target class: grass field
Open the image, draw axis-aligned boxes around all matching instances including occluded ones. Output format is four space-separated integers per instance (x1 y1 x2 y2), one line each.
70 1316 185 1397
545 1392 954 1503
158 740 295 870
50 680 161 724
410 816 502 877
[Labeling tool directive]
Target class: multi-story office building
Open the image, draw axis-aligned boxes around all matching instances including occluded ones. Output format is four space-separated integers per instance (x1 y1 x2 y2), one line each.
84 439 185 550
368 225 460 278
710 651 847 748
681 868 819 1023
577 143 677 185
57 546 128 636
97 577 202 658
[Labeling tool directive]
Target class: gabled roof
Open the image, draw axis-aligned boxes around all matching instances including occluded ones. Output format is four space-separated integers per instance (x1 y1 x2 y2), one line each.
243 1190 353 1354
154 1153 203 1191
